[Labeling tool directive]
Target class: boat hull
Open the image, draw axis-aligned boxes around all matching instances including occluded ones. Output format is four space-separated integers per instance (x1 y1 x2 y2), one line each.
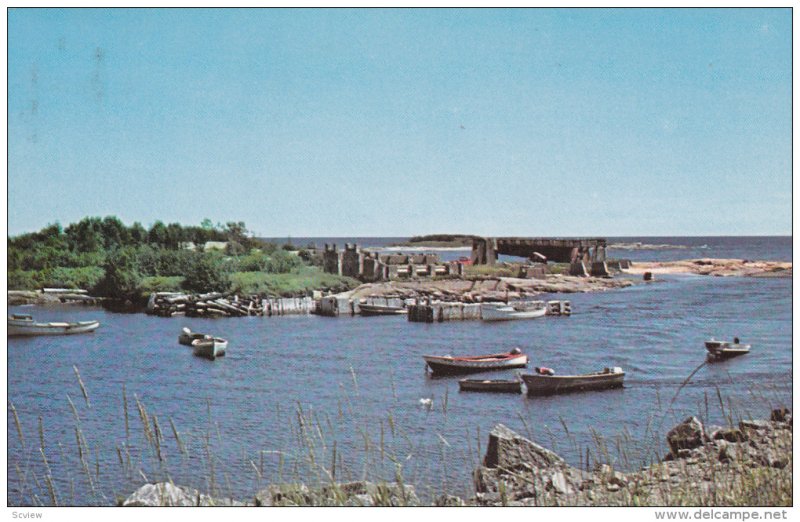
705 341 750 361
480 303 547 321
192 338 228 360
424 353 528 376
358 304 408 316
179 331 209 346
458 379 522 393
8 320 100 336
522 371 625 396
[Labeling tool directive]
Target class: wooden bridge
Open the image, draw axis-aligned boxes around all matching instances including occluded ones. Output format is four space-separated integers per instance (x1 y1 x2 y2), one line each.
470 237 607 265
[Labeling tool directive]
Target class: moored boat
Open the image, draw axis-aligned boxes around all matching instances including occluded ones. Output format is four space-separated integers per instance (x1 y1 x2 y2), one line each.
179 327 210 346
192 337 228 360
358 303 408 316
481 301 547 321
521 367 625 396
8 314 100 336
705 338 750 361
423 348 528 376
458 378 522 393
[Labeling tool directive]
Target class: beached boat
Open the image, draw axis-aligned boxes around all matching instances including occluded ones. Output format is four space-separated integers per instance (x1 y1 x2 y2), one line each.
192 337 228 360
458 378 522 393
179 327 210 346
8 314 100 336
705 339 750 361
481 301 547 321
423 348 528 376
358 303 408 316
521 367 625 396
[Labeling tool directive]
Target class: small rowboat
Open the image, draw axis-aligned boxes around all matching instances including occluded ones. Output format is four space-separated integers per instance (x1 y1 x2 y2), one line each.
179 327 211 346
705 339 750 361
192 337 228 360
458 378 522 394
480 301 546 321
521 367 625 396
358 303 408 316
8 314 100 336
423 348 528 376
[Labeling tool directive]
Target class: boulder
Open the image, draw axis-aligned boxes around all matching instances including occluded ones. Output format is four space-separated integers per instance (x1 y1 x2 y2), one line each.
710 427 747 443
739 419 771 432
770 408 791 424
666 417 707 455
122 482 247 507
483 424 564 470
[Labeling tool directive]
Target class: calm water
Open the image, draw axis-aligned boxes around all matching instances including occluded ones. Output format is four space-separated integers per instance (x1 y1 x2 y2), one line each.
7 237 792 505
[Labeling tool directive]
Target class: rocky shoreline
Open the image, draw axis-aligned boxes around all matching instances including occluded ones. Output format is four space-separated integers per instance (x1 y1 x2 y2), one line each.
623 259 792 278
120 408 791 507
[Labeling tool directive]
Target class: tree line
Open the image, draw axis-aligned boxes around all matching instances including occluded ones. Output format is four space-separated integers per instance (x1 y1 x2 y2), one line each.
8 217 311 300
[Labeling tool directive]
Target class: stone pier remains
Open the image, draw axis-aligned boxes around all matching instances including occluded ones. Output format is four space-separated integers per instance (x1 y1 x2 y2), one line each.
323 243 464 282
471 237 609 277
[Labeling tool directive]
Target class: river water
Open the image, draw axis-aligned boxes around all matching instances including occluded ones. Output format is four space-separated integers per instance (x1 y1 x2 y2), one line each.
7 236 792 505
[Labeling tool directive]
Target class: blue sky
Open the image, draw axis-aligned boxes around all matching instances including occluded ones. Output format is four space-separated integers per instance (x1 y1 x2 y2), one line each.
8 8 792 237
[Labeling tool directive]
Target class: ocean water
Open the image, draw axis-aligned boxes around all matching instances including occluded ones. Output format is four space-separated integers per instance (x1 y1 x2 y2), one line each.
7 237 792 505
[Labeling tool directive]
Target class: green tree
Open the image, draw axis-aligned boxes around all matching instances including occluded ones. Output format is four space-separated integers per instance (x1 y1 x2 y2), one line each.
95 247 142 300
183 254 230 293
147 221 168 247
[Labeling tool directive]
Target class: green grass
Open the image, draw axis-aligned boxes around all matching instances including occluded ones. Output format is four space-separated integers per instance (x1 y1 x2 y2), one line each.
139 276 185 294
463 265 516 278
229 267 360 297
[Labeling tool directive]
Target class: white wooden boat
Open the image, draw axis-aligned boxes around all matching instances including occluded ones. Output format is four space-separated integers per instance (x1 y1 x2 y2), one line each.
423 348 528 376
358 303 408 316
705 339 750 361
521 367 625 396
192 337 228 360
481 301 547 321
8 314 100 336
458 378 522 393
179 327 210 346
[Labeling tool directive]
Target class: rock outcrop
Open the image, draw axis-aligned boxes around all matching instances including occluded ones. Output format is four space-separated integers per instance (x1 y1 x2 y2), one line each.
623 259 791 278
471 409 792 506
120 482 251 506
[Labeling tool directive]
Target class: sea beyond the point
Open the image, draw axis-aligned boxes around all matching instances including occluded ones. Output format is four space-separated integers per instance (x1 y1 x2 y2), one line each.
7 236 792 505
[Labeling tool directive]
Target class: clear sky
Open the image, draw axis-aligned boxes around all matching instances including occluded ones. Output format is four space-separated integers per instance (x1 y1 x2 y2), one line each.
7 8 792 237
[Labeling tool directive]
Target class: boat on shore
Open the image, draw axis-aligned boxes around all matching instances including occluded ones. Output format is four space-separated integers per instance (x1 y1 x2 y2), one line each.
705 339 750 361
179 327 210 346
358 303 408 316
458 378 522 393
192 337 228 360
481 301 547 321
521 367 625 396
423 348 528 376
8 314 100 336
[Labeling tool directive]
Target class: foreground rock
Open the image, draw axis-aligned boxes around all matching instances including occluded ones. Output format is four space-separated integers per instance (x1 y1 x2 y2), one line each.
472 409 792 506
254 481 419 506
121 482 251 506
623 259 791 278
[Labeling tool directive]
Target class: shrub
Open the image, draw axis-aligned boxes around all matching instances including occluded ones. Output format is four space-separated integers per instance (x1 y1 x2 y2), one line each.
183 254 230 293
139 276 185 294
7 270 38 290
94 248 143 300
39 266 104 290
